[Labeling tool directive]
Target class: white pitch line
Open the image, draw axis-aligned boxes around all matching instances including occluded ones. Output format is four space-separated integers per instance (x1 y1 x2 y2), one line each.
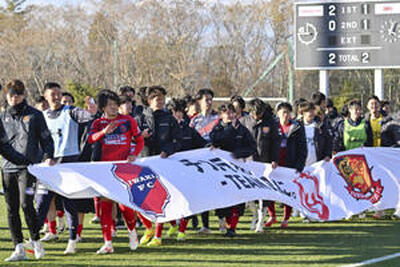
341 252 400 267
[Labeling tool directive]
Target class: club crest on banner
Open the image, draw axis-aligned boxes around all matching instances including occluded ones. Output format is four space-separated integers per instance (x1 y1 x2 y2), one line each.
333 154 383 204
111 163 170 217
293 172 329 220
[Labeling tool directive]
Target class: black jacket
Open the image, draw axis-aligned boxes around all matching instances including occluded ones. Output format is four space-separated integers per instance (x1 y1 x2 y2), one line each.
278 119 307 172
240 113 281 163
0 119 31 166
178 120 207 152
333 117 374 153
301 117 333 161
381 112 400 147
210 120 256 159
0 100 54 172
136 107 182 156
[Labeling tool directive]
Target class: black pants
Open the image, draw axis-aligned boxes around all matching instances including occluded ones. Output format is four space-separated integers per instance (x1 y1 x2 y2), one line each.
2 170 40 245
201 211 209 228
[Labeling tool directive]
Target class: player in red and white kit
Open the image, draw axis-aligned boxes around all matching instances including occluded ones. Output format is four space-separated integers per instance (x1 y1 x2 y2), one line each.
88 89 144 254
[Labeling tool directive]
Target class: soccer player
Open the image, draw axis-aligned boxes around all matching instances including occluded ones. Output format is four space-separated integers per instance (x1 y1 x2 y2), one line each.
0 80 54 261
240 98 280 232
210 103 256 237
37 82 96 254
135 86 182 247
189 88 219 234
88 89 144 254
265 102 307 228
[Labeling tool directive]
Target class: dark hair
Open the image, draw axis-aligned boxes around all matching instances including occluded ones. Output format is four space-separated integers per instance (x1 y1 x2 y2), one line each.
96 89 120 111
4 79 25 95
311 92 326 106
294 98 307 116
118 86 135 96
195 88 214 100
276 102 293 112
218 103 235 114
61 92 75 103
298 101 315 115
147 86 167 98
367 95 380 104
34 95 47 104
230 95 245 109
340 104 349 117
119 95 132 105
43 82 61 91
138 86 148 106
248 98 267 116
168 98 187 113
326 98 334 108
381 100 390 107
347 99 362 109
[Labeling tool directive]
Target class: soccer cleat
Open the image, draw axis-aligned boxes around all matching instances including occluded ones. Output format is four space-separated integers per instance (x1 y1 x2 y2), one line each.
281 220 289 228
176 232 186 241
167 225 178 237
91 216 100 224
147 237 162 247
23 240 34 254
33 240 45 259
139 228 154 245
224 229 236 238
128 229 139 251
96 243 114 254
57 217 65 234
197 227 211 234
40 232 59 242
4 250 27 262
40 223 49 234
255 223 264 233
264 217 278 227
63 239 77 255
76 235 82 242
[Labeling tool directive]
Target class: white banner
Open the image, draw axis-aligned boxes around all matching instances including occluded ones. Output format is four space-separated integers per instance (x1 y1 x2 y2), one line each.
28 148 400 223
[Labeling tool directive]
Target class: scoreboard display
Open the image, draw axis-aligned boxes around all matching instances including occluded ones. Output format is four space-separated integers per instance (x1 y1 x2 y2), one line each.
295 0 400 69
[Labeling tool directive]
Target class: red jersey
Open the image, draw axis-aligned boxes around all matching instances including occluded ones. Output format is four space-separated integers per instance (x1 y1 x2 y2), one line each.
278 122 291 167
88 114 144 161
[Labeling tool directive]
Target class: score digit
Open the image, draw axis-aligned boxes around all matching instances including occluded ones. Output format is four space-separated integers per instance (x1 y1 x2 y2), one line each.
329 53 337 64
329 5 336 16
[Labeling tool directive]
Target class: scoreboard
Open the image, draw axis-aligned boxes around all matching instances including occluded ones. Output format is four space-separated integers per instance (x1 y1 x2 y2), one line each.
294 0 400 70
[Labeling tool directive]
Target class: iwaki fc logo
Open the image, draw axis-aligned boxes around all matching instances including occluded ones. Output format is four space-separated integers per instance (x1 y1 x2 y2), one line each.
333 154 383 204
111 163 170 217
293 172 330 220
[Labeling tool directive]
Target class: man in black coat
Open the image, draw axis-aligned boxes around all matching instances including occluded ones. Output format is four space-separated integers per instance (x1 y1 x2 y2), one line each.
210 104 256 237
134 86 183 247
240 98 281 232
0 80 54 262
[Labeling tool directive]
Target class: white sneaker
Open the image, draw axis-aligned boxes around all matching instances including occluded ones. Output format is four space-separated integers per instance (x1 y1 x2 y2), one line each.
255 222 264 233
91 216 100 224
96 243 114 254
5 245 26 262
57 217 65 233
76 235 82 242
33 240 45 259
40 232 59 242
197 227 211 234
63 239 77 254
128 229 139 251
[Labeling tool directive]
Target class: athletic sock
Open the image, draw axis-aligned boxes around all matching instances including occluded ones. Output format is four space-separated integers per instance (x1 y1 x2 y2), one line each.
119 204 136 231
155 223 163 238
49 220 57 234
179 218 188 233
100 201 113 241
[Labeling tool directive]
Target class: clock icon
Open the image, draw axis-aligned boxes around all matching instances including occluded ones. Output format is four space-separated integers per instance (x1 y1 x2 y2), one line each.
297 23 318 45
380 20 400 43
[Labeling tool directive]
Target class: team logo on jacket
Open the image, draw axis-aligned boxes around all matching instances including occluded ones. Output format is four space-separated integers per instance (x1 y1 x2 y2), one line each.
293 172 329 220
333 154 383 204
111 163 170 217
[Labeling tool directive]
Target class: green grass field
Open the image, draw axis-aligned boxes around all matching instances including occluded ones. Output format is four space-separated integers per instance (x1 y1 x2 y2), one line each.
0 202 399 267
